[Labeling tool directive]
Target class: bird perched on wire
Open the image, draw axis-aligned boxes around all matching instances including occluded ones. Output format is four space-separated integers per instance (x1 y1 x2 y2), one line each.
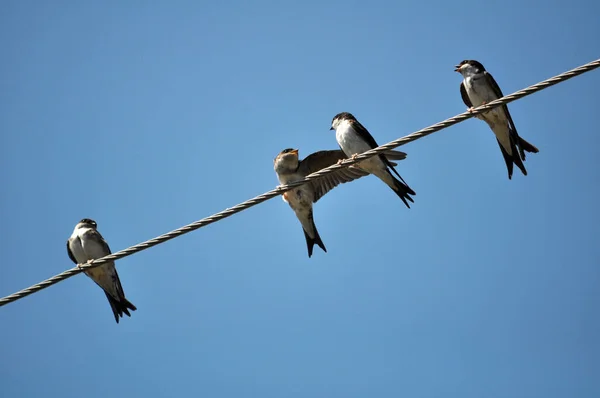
330 112 416 207
67 218 137 323
454 59 539 179
274 147 409 257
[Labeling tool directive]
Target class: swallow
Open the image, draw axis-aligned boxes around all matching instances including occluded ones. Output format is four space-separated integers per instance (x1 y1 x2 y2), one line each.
274 147 409 257
330 112 416 207
455 59 539 179
67 218 136 323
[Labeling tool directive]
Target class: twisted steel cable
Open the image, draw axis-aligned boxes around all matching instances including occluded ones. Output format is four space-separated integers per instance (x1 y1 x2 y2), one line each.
1 58 598 307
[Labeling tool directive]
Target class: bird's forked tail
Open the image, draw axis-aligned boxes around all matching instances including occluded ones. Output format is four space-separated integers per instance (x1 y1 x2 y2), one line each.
302 211 327 258
106 293 137 324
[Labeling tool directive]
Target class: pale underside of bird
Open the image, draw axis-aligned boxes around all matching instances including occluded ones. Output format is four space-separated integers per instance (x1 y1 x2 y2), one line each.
67 218 137 323
274 147 409 257
455 59 539 179
330 112 416 207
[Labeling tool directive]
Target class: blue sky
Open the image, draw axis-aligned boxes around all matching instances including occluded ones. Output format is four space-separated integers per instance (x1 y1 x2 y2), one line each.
1 1 599 397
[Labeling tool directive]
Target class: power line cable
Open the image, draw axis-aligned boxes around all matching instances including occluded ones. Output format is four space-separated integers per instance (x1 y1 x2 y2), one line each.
1 58 598 307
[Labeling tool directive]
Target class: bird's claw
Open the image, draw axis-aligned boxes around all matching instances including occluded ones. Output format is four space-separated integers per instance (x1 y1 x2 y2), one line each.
77 259 94 269
336 159 344 165
351 153 359 161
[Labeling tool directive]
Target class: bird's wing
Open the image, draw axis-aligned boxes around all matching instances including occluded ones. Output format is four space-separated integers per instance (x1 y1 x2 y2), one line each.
460 81 473 108
298 150 369 203
351 119 410 181
81 230 128 302
83 229 113 256
66 239 78 264
484 71 505 100
383 149 407 160
350 119 380 149
383 150 407 166
484 71 522 149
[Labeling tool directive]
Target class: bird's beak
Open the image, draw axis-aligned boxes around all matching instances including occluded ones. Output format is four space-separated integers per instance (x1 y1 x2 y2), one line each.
329 127 334 130
291 149 299 155
454 65 461 72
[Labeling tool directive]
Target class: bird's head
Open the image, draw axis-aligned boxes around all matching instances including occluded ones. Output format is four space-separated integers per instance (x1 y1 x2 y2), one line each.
76 218 98 229
454 59 486 77
274 148 300 173
330 112 356 131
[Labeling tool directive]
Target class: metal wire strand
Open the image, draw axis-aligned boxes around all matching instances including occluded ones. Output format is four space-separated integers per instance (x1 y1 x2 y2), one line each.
1 58 599 307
